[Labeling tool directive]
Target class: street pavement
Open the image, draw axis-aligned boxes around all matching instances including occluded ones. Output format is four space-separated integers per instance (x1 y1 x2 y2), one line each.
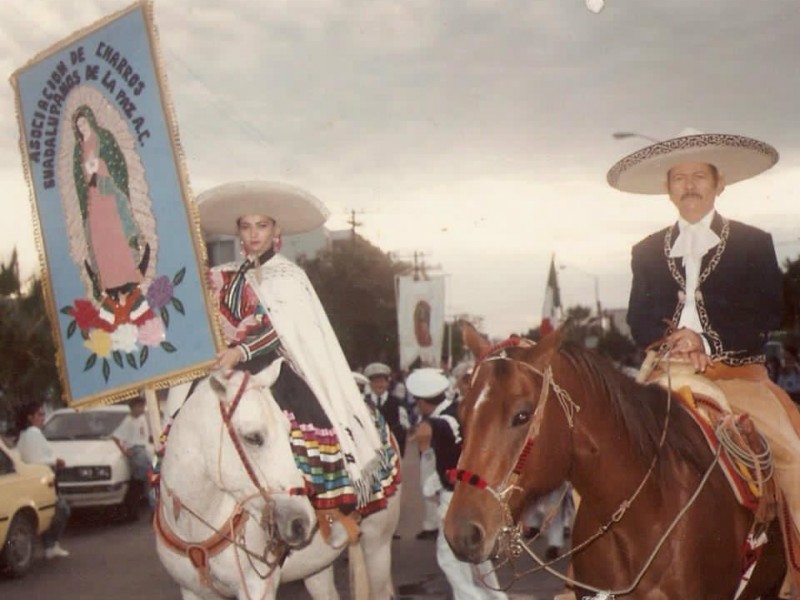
1 439 569 599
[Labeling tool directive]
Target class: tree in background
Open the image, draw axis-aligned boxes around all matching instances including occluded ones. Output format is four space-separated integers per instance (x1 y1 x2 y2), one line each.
0 251 62 432
522 304 637 365
298 234 412 370
782 256 800 334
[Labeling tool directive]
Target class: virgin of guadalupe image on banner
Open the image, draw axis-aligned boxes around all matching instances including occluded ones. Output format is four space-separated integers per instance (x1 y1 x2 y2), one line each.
396 275 445 370
10 1 220 407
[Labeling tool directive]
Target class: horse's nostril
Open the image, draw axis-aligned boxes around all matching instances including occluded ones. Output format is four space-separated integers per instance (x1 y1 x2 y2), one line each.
290 517 306 540
466 521 484 547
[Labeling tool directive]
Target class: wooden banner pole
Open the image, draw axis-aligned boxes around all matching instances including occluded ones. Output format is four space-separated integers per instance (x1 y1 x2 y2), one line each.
143 386 162 446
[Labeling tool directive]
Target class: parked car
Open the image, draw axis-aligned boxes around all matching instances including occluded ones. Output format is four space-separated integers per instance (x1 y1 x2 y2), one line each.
0 437 56 578
42 405 153 519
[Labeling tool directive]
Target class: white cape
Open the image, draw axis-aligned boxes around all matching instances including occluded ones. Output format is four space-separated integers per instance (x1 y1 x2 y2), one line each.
243 255 384 506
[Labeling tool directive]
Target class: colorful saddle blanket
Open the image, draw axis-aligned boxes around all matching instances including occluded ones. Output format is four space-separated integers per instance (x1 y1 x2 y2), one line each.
642 360 776 517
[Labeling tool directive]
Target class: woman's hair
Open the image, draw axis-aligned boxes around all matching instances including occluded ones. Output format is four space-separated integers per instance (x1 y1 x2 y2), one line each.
235 215 276 229
16 400 44 434
72 105 96 142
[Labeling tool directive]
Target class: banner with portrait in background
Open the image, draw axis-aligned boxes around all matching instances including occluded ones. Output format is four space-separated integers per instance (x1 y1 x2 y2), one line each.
396 275 446 371
10 1 220 408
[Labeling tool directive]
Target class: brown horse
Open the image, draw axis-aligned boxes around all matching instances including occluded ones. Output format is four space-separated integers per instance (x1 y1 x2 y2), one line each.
444 323 787 599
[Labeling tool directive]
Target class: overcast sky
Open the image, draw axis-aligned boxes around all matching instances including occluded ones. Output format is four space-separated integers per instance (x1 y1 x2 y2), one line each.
2 0 800 336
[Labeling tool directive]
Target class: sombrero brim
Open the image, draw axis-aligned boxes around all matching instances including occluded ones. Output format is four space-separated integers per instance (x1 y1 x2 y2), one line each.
405 368 449 399
197 181 330 236
607 134 779 195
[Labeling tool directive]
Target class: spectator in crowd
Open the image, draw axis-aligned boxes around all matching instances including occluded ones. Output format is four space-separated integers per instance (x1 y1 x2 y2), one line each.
352 371 369 394
113 396 154 514
778 347 800 404
408 368 507 600
522 482 574 560
449 361 474 405
16 401 70 559
364 362 410 456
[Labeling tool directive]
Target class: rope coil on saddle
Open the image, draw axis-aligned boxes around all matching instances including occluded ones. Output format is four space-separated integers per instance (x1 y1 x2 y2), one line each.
715 414 774 494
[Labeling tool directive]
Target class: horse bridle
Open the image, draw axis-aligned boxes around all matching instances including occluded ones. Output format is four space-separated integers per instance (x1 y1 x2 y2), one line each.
450 337 579 509
217 370 307 502
452 338 723 599
156 369 309 600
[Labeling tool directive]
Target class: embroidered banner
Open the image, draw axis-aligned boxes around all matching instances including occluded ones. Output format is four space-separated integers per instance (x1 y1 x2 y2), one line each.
396 275 446 370
10 1 220 407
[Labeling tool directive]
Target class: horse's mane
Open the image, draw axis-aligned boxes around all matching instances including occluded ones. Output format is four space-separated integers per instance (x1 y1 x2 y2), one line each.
557 342 711 480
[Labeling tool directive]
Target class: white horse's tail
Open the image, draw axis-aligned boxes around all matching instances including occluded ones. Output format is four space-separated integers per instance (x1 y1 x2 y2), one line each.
348 541 370 600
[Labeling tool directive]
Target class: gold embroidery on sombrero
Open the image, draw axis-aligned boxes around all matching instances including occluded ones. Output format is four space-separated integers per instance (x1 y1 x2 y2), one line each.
607 135 779 187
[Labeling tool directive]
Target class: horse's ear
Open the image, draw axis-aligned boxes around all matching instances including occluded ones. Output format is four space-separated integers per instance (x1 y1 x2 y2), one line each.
209 374 227 398
251 359 283 389
459 320 490 357
535 322 566 364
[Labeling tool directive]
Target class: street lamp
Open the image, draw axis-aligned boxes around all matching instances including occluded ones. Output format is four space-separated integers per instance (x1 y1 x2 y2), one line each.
612 131 661 144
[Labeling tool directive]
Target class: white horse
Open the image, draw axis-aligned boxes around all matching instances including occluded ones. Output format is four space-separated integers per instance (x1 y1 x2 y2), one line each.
155 363 317 600
161 365 402 600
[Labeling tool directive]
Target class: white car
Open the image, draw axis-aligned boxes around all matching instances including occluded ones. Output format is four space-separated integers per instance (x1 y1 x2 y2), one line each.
42 406 153 519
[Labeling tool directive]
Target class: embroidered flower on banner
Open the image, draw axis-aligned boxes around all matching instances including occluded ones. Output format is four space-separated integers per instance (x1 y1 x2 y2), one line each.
60 266 186 383
70 299 103 330
137 317 165 347
146 275 174 309
111 324 139 353
84 328 112 358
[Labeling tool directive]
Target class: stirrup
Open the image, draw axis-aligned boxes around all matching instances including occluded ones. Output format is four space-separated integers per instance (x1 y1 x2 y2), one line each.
316 509 361 547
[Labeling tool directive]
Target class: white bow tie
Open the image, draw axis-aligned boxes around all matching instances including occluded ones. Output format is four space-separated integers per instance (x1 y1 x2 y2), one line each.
669 223 720 260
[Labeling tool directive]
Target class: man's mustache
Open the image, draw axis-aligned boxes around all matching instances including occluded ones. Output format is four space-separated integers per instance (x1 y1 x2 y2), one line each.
681 193 702 201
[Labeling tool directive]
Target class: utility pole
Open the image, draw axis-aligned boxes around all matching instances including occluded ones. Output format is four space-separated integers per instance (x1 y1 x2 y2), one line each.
395 250 440 281
345 209 363 246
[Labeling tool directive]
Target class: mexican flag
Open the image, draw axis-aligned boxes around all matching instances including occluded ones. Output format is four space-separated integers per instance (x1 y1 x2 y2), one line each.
540 255 562 336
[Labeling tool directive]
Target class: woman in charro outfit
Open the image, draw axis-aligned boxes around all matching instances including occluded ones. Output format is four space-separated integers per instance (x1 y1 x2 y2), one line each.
197 181 399 539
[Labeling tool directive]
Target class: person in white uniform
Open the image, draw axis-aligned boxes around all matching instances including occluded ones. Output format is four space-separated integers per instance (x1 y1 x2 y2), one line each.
408 368 507 600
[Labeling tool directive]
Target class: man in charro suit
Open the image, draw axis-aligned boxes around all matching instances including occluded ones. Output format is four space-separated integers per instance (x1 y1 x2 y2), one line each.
609 130 800 596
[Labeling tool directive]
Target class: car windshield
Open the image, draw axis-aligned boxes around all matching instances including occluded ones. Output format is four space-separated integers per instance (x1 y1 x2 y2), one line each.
42 412 127 441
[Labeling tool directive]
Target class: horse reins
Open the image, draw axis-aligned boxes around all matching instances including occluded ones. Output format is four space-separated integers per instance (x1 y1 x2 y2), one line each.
455 340 723 598
218 371 306 501
156 371 308 600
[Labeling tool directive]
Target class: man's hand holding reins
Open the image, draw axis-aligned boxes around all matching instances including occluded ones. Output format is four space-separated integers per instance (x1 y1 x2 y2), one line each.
666 328 711 373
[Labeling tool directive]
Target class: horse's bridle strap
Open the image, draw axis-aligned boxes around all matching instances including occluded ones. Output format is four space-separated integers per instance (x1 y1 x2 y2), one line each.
154 495 249 560
448 468 489 490
218 372 307 499
459 350 560 497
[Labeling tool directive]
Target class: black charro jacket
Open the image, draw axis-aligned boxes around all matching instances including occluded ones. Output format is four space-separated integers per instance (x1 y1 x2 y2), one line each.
626 212 783 365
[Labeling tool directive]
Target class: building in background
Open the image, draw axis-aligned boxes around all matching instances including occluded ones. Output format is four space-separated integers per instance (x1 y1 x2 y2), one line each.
205 227 333 267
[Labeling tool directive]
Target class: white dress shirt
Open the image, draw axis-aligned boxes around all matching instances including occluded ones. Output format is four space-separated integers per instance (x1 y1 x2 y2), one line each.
669 209 720 352
113 414 150 449
17 427 57 467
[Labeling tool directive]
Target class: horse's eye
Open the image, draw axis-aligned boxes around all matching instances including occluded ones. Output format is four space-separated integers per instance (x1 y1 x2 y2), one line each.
511 411 531 427
243 432 264 447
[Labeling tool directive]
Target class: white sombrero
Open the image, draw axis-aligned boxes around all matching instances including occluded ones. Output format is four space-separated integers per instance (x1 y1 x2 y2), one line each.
197 181 330 236
607 131 779 195
364 362 392 379
406 368 450 401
